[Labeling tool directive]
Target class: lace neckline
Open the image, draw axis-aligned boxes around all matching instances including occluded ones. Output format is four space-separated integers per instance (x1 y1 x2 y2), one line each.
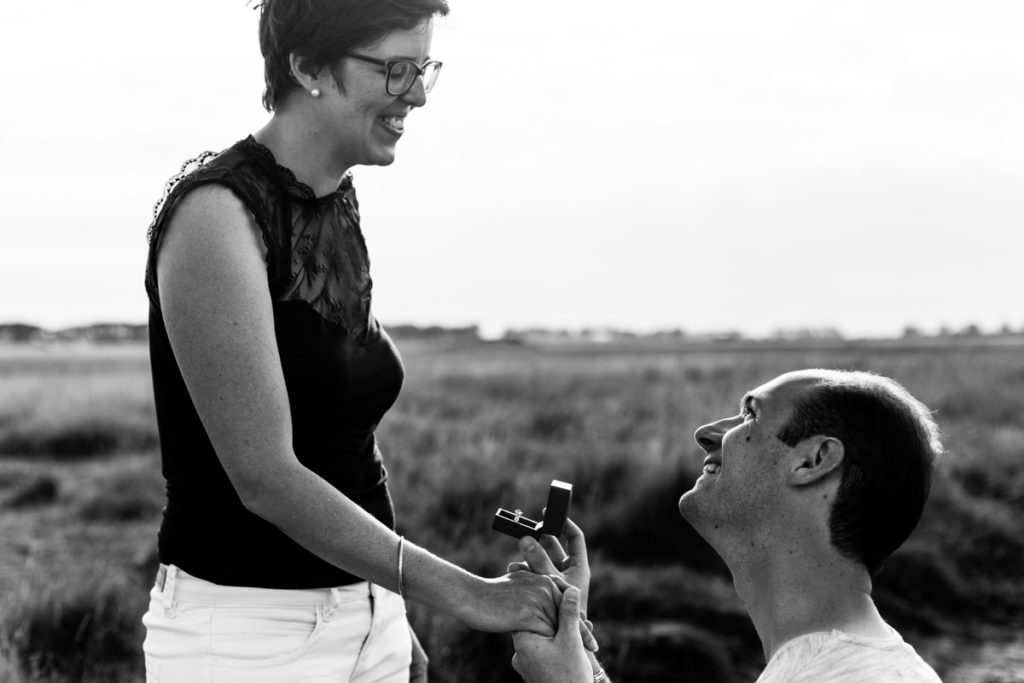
241 135 353 200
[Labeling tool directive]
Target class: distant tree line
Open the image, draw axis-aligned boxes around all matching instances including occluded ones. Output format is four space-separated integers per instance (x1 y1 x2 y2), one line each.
2 321 1022 345
0 323 482 345
0 323 148 344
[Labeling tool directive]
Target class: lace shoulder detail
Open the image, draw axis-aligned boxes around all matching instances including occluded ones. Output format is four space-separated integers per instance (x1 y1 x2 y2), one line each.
146 150 220 244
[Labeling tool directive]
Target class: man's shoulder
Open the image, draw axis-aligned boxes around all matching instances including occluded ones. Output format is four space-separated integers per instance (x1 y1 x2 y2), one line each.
755 629 942 683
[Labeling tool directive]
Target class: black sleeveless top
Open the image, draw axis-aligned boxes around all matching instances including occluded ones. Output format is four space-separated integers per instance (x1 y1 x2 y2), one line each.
145 136 405 589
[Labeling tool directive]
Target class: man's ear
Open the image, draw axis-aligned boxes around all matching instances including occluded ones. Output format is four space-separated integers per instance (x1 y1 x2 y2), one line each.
787 436 844 486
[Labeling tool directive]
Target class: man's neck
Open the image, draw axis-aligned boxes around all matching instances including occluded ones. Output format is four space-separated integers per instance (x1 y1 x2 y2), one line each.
726 541 890 661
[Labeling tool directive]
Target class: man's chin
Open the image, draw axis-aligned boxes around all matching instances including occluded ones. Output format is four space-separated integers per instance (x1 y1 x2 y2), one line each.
677 487 699 520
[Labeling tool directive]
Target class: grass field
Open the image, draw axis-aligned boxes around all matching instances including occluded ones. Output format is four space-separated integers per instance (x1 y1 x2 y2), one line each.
1 339 1022 682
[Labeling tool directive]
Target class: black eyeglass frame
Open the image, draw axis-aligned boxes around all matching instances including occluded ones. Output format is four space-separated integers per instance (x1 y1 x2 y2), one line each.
344 52 443 96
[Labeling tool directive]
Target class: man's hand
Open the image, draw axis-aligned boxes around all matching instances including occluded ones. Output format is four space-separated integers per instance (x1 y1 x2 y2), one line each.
510 518 597 651
512 586 591 683
510 518 591 612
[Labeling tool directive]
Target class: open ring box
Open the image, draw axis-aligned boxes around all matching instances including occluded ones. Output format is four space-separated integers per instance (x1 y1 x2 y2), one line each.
492 480 573 539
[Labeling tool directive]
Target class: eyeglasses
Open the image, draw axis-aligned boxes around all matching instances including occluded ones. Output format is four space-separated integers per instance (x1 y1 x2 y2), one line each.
344 52 443 96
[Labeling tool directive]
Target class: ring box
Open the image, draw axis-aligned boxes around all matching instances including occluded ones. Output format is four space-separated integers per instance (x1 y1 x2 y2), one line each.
492 480 573 539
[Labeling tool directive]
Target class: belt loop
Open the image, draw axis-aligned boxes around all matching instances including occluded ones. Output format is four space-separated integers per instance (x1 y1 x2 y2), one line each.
324 587 339 622
162 565 179 617
155 564 167 592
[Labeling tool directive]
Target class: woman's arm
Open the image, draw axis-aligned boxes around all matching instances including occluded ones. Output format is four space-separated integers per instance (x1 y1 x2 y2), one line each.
156 185 558 634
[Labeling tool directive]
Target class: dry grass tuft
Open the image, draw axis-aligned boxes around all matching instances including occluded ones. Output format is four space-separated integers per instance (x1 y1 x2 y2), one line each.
1 574 146 682
2 474 59 510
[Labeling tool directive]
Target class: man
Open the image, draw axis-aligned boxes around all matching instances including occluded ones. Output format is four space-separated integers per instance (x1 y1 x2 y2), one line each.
512 369 943 682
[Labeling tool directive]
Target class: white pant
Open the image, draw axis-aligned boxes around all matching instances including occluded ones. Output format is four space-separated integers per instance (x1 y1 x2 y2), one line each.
142 565 412 682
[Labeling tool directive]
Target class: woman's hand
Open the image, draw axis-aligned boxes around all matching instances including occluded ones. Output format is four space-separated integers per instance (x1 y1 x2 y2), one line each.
409 624 429 683
511 586 591 683
456 570 562 635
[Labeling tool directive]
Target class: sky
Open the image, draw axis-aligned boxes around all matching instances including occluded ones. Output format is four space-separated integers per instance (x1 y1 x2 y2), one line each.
1 1 1022 337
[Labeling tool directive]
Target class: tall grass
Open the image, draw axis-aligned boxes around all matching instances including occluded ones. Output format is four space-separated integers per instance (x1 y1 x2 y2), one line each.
1 341 1023 681
385 343 1024 680
0 346 155 459
1 573 146 683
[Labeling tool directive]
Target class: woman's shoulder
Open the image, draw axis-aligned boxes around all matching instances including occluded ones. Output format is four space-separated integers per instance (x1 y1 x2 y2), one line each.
164 183 259 234
150 138 271 222
156 182 269 280
148 138 283 243
145 138 282 306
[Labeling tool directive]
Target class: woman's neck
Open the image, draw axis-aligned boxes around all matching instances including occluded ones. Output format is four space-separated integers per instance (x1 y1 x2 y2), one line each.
254 112 349 197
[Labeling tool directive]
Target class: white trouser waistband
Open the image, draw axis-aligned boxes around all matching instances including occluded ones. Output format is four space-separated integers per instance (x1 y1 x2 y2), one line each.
155 564 372 607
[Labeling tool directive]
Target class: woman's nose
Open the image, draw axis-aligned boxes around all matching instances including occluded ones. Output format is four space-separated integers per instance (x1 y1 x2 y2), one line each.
401 76 428 107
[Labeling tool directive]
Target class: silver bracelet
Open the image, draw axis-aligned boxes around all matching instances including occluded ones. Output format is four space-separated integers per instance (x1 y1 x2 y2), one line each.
397 536 405 598
593 669 608 683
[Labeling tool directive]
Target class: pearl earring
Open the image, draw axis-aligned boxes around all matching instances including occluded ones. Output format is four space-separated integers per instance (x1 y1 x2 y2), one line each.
310 88 321 98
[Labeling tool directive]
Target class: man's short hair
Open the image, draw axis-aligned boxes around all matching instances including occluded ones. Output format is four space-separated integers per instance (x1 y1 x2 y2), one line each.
775 370 943 576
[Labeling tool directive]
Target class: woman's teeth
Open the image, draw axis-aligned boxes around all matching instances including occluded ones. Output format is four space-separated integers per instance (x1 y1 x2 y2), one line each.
702 463 721 475
379 116 405 134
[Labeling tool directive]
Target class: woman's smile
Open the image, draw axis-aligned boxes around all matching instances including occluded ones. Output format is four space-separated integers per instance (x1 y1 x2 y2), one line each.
377 114 406 137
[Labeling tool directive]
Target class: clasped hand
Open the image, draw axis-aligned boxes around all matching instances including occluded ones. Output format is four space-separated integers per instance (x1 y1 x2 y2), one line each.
509 519 596 683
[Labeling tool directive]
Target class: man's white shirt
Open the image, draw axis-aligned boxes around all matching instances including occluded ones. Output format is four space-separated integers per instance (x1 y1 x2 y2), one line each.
756 627 942 682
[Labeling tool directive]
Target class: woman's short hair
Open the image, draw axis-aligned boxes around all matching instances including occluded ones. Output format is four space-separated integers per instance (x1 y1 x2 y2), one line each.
255 0 450 111
775 371 943 577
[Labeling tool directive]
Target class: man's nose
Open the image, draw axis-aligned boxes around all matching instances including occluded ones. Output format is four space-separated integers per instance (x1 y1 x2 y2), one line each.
693 416 741 454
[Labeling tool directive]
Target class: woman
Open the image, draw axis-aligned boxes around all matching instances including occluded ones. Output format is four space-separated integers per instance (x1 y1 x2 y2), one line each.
140 1 561 680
